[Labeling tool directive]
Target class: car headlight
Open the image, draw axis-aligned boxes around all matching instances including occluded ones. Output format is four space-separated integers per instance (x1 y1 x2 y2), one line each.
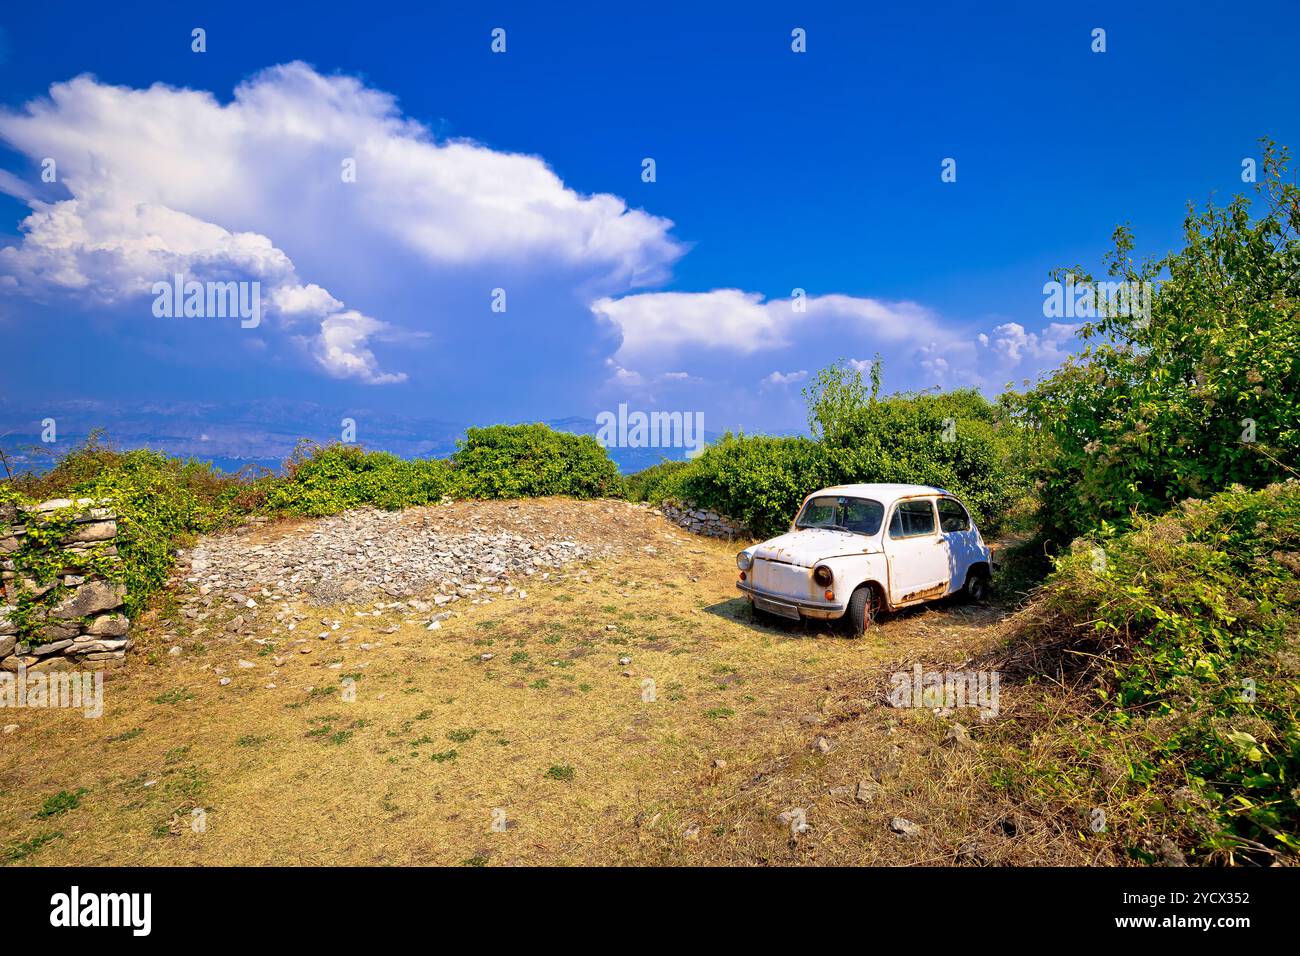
813 565 833 587
736 552 752 571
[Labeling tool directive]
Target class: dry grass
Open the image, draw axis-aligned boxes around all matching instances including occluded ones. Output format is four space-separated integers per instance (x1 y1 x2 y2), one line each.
0 498 1078 866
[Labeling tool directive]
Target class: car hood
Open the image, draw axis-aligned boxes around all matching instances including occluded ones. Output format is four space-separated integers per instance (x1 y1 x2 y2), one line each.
752 528 881 566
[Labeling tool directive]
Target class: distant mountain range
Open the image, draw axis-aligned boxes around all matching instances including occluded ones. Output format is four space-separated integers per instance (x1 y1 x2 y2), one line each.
0 398 735 476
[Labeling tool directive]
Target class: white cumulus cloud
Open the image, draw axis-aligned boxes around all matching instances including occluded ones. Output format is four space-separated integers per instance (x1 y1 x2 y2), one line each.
977 321 1079 364
272 283 344 317
761 369 808 388
591 289 943 363
0 63 684 384
308 310 407 385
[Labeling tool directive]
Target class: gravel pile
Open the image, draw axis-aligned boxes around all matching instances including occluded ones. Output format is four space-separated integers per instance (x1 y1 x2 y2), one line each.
175 507 608 609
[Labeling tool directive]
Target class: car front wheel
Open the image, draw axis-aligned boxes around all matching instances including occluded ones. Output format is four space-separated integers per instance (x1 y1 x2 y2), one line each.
841 585 879 637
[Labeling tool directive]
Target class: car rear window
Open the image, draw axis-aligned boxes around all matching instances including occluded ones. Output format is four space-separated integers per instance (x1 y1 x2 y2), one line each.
937 498 971 532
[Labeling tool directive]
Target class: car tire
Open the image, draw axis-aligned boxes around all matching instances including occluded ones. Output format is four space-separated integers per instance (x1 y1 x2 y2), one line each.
841 585 878 637
963 568 991 603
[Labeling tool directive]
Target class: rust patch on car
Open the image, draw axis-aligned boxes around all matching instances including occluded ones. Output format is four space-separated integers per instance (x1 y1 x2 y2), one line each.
901 581 949 603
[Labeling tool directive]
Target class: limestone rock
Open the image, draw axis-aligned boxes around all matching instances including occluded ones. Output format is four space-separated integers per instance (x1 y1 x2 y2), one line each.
52 580 126 619
70 637 130 654
86 614 129 637
37 622 79 644
943 722 978 750
64 520 117 544
855 779 883 804
889 816 921 838
31 638 74 656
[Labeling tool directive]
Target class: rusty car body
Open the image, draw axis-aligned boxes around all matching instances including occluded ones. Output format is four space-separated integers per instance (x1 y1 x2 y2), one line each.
735 483 992 635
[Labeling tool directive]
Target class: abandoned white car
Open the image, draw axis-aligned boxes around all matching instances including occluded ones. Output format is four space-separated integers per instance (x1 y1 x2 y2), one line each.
735 483 992 635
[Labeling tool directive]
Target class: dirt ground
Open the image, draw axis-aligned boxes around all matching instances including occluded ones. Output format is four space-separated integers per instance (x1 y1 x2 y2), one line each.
0 498 1094 866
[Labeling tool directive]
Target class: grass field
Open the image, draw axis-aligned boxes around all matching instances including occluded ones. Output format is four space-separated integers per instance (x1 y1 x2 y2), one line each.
1 499 1102 866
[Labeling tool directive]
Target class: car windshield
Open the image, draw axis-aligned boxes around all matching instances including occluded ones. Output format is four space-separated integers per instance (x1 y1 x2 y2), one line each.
795 496 885 535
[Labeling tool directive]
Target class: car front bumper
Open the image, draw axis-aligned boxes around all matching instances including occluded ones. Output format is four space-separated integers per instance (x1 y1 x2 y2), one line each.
736 581 846 620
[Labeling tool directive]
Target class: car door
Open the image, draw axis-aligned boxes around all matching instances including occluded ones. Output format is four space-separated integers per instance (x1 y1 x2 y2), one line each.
937 497 978 595
884 497 950 605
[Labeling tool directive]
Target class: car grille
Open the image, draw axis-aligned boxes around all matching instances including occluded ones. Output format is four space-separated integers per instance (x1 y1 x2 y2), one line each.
750 558 810 600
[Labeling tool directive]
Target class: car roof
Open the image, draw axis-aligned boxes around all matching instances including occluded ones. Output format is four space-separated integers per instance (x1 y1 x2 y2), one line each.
806 483 954 503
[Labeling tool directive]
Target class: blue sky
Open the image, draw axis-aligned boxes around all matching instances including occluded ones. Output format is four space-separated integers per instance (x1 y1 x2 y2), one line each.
1 0 1297 457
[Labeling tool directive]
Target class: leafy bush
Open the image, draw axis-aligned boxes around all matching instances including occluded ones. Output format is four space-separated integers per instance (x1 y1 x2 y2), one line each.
267 425 624 511
995 481 1300 862
3 436 248 621
450 424 621 499
263 441 453 516
622 459 692 503
669 365 1030 538
822 384 1030 533
1013 140 1300 541
673 434 835 538
74 455 239 618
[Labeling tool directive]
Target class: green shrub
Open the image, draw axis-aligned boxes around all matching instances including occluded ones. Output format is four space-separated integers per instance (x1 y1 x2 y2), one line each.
450 424 620 499
74 453 244 618
674 434 835 538
263 441 453 516
670 370 1030 539
822 386 1030 533
1013 140 1300 541
622 459 691 503
3 435 248 624
997 481 1300 862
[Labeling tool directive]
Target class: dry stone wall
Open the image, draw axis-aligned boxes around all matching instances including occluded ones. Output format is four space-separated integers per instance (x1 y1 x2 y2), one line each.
659 500 747 539
0 498 130 672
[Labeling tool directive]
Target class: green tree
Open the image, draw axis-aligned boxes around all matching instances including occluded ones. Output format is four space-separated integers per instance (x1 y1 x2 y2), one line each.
677 360 1028 537
802 355 880 444
1014 139 1300 539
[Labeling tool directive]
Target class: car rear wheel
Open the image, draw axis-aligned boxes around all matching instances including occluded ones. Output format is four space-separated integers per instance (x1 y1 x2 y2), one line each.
963 568 991 603
841 585 879 637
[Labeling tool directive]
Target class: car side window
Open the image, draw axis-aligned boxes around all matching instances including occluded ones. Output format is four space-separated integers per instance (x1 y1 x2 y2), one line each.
937 498 971 532
889 500 936 539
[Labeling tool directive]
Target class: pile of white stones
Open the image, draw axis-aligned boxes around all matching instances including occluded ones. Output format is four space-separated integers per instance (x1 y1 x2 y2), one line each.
1 499 131 673
176 506 607 614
